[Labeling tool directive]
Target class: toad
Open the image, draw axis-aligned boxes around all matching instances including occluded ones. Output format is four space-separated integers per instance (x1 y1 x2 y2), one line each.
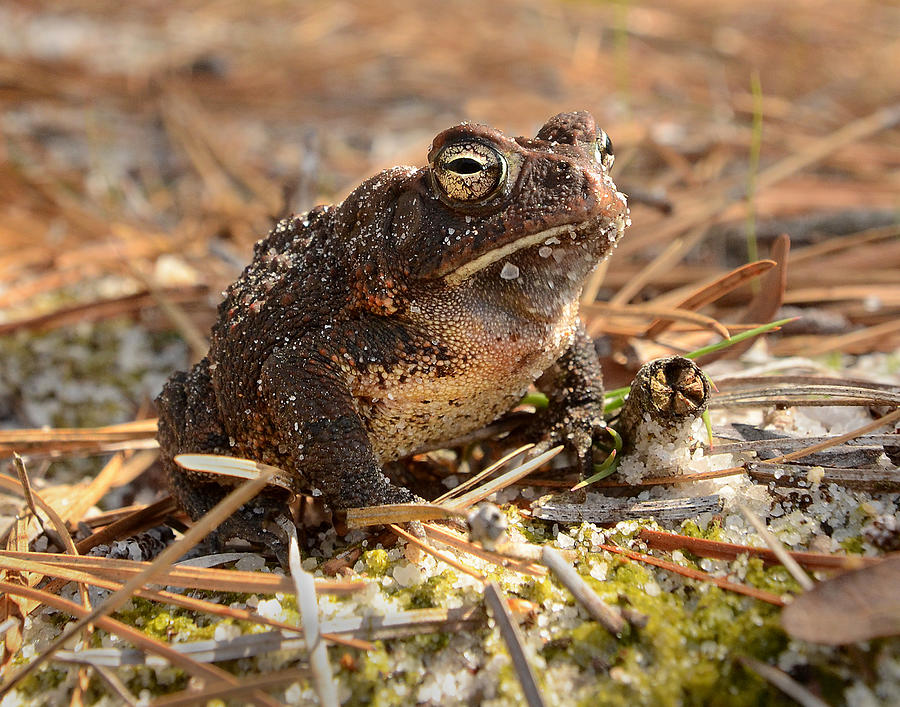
156 111 629 551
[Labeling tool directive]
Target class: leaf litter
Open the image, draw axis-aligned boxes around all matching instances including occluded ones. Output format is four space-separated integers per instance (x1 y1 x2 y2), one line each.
1 0 899 704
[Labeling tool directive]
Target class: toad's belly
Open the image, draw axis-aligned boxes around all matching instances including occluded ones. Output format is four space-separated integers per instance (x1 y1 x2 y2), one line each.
353 310 578 462
364 383 529 462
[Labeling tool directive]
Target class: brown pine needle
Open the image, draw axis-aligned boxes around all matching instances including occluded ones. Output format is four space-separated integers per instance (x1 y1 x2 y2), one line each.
0 580 280 707
0 287 207 337
392 524 485 580
434 443 533 504
593 465 748 488
583 301 732 339
595 543 786 606
612 102 900 305
7 458 79 556
799 318 900 357
423 525 547 577
0 549 363 595
149 669 311 707
638 529 879 572
643 260 776 338
0 472 274 698
0 421 158 455
442 446 563 511
0 553 371 651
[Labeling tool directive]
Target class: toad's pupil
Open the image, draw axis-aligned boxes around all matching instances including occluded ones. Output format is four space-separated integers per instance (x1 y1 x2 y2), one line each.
447 157 483 174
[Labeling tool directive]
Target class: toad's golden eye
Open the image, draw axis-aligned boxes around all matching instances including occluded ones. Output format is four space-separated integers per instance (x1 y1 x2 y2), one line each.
432 141 507 204
594 129 614 171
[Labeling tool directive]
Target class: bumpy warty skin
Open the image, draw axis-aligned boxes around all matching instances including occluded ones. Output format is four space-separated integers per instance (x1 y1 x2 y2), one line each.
156 110 630 549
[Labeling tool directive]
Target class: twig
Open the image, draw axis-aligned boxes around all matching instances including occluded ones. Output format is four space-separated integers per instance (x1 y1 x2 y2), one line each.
532 494 723 524
483 581 546 707
615 356 710 455
738 505 814 591
344 503 461 529
748 463 900 492
763 407 900 464
540 546 625 635
737 657 829 707
0 471 275 698
287 525 338 707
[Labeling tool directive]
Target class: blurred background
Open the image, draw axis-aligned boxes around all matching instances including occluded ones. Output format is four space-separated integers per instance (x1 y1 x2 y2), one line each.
1 0 898 429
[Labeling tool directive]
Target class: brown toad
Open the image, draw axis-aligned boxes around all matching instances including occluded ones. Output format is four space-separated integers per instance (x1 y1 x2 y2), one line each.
156 111 629 551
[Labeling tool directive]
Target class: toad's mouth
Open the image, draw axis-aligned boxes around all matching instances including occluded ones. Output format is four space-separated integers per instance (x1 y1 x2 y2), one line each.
440 212 627 287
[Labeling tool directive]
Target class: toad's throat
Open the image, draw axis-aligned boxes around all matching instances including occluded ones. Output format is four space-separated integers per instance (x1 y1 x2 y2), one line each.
440 216 622 287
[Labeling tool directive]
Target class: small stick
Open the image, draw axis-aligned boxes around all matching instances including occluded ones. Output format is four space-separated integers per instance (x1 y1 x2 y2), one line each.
540 546 625 635
739 504 814 591
738 657 829 707
483 581 546 707
287 523 339 707
532 494 723 524
616 357 710 451
0 472 275 699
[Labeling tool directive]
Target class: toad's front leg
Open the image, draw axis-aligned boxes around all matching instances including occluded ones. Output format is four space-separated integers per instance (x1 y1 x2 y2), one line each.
524 322 607 475
261 348 420 512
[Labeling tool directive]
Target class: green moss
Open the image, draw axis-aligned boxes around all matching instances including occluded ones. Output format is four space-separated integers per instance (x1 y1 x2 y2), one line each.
363 548 390 576
411 631 451 652
344 643 413 706
114 599 218 642
743 557 802 595
534 545 800 706
17 666 67 698
569 621 620 669
680 517 725 542
523 576 554 604
403 571 455 609
517 518 551 544
840 536 865 554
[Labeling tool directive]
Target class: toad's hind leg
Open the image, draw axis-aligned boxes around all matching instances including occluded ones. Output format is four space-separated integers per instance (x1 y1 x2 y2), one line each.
261 349 420 511
156 357 291 554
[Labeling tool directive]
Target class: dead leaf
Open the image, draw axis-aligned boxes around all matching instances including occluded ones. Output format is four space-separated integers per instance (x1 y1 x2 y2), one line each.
781 555 900 644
